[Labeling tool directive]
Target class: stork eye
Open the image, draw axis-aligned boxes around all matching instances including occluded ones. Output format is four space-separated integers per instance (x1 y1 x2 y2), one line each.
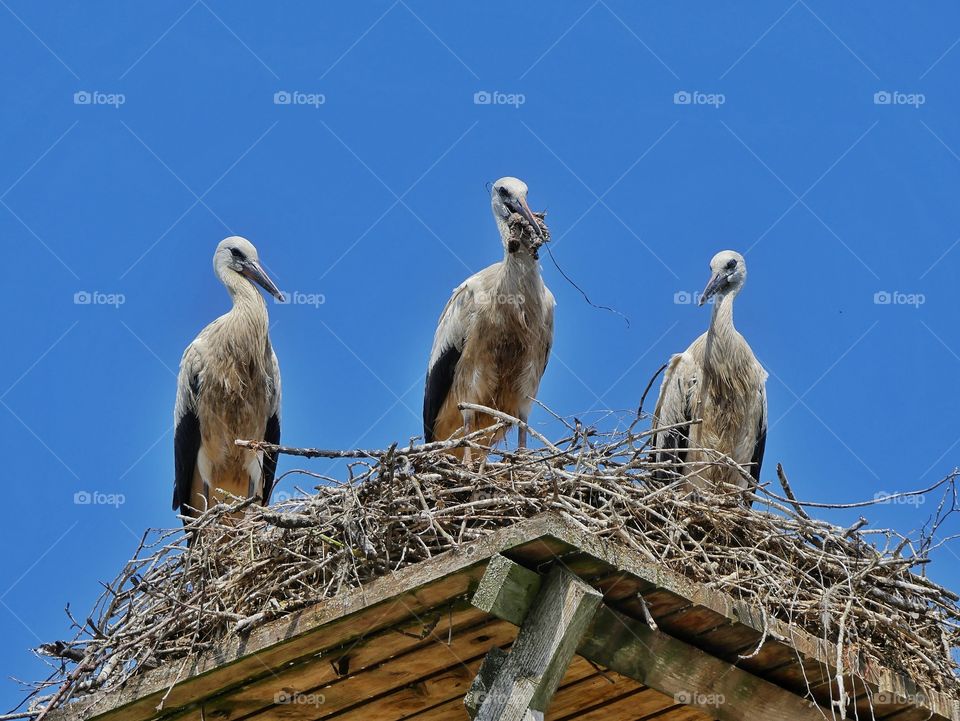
230 248 245 260
497 186 510 198
725 259 737 270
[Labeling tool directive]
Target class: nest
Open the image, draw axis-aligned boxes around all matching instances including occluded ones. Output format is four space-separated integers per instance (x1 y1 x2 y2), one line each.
507 209 549 258
23 409 960 718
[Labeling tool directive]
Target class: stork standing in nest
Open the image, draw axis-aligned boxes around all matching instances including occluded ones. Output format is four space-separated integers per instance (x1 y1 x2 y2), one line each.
173 236 284 520
652 250 767 503
423 177 555 462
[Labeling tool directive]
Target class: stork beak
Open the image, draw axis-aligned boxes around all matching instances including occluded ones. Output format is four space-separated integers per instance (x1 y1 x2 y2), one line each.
242 260 284 302
511 195 544 239
699 272 727 306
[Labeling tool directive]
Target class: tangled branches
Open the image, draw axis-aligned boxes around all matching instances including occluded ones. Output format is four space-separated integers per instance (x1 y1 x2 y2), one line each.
23 410 960 717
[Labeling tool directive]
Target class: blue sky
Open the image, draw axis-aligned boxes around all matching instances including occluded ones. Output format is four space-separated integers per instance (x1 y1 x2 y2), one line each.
2 1 960 708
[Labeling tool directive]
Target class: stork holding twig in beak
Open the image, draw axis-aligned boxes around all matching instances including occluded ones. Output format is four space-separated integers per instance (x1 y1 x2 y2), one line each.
423 177 555 462
172 236 284 520
651 250 768 504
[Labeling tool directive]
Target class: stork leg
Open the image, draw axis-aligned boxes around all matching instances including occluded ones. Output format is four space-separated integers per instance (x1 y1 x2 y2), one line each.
518 411 528 451
462 409 474 465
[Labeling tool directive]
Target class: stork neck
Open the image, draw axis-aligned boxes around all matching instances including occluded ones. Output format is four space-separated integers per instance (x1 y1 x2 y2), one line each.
703 291 737 374
222 272 270 332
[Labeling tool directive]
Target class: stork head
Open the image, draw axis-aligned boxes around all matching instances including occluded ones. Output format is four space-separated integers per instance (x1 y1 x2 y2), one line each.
699 250 746 306
214 236 284 301
490 176 544 252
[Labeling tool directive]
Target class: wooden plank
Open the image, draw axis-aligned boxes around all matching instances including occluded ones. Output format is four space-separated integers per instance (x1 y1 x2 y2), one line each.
545 673 642 719
396 656 598 721
331 656 485 721
641 706 717 721
474 565 603 720
198 604 487 720
241 619 518 720
554 687 673 721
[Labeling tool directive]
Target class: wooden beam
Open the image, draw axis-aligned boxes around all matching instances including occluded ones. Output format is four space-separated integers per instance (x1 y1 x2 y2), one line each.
472 554 828 721
472 553 543 623
470 564 602 721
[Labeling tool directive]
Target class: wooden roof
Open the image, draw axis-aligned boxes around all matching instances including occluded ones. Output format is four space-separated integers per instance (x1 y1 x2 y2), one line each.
50 513 959 721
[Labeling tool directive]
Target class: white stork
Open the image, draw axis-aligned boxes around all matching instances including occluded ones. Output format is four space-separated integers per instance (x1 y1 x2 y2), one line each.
423 177 555 461
173 236 284 519
652 250 767 501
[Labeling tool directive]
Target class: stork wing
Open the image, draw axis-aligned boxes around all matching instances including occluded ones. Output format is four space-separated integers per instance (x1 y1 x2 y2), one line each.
651 351 698 476
172 344 203 515
540 285 556 378
749 376 768 489
261 347 281 505
423 279 475 442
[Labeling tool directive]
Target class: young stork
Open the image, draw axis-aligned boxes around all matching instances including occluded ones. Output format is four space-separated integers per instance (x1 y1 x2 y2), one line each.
172 236 284 520
652 250 767 503
423 177 555 461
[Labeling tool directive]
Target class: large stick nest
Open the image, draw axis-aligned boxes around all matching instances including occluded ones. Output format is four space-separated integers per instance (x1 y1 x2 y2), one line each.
24 409 960 717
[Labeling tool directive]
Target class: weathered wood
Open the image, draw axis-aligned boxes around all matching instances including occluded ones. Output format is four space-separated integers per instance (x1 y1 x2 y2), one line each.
398 655 600 721
472 555 542 625
243 620 517 721
464 648 508 717
473 565 602 721
198 604 486 720
477 556 826 721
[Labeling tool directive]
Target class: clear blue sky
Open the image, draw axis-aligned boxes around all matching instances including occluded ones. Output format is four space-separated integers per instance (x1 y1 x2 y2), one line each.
2 1 960 707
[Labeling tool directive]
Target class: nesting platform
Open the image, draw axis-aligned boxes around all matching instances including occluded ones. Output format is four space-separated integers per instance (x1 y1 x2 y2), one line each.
49 513 960 721
49 513 959 721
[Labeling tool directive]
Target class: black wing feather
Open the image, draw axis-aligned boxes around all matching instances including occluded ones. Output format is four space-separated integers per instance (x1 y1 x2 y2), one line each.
172 416 201 514
653 373 692 484
261 413 281 504
423 345 461 442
